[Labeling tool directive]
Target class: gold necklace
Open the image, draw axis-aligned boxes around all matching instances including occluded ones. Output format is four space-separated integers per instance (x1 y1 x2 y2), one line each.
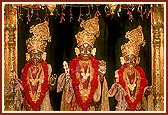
79 60 90 80
29 65 44 86
125 68 137 91
28 64 44 102
81 68 90 80
78 60 93 102
126 77 136 91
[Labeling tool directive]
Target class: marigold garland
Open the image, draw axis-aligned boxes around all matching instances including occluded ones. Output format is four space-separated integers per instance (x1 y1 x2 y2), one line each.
22 60 49 111
118 65 148 111
69 56 99 111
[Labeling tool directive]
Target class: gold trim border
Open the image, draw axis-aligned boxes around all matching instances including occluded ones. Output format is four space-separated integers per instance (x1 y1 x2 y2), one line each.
3 3 165 111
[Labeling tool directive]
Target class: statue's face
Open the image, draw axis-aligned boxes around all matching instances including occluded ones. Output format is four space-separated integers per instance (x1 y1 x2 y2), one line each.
30 49 42 65
124 54 137 69
79 43 92 60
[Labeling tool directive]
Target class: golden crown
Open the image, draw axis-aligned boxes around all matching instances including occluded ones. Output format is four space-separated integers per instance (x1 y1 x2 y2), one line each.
75 16 100 48
121 25 145 57
26 21 51 53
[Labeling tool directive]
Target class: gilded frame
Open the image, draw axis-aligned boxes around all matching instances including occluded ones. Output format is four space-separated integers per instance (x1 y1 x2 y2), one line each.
2 2 165 112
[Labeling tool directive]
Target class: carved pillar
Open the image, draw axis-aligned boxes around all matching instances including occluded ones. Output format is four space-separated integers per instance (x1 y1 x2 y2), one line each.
4 4 19 111
4 4 18 86
151 4 164 111
6 23 16 71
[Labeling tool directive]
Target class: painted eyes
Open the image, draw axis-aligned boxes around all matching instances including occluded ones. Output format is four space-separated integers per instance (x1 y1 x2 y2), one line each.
126 58 136 63
80 47 91 53
30 52 41 59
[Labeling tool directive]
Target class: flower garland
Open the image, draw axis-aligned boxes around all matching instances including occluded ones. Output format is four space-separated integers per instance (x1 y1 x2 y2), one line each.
22 60 49 111
69 56 99 111
118 65 148 111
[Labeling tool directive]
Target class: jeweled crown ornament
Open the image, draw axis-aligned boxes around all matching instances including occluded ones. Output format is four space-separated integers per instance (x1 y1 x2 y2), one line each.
75 16 100 48
26 21 51 53
121 25 146 57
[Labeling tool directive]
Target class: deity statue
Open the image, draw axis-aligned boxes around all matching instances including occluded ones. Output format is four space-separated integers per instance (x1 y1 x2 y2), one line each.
21 21 56 111
57 16 110 111
108 25 149 111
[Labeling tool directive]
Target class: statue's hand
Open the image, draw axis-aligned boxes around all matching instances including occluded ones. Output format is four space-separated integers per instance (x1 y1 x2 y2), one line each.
99 60 106 75
49 74 57 87
144 86 152 96
98 60 106 82
63 61 70 75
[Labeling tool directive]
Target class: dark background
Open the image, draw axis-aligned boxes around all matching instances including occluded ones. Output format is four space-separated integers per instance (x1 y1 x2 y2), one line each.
17 4 151 111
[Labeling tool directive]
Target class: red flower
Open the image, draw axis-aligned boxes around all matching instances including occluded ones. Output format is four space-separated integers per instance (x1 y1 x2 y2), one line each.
22 60 49 111
69 56 99 111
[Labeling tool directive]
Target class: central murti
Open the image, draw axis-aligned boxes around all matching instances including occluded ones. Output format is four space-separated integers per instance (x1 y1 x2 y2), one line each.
57 15 110 111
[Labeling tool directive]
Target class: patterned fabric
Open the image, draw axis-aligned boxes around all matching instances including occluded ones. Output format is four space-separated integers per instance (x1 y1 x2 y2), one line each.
109 83 127 111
